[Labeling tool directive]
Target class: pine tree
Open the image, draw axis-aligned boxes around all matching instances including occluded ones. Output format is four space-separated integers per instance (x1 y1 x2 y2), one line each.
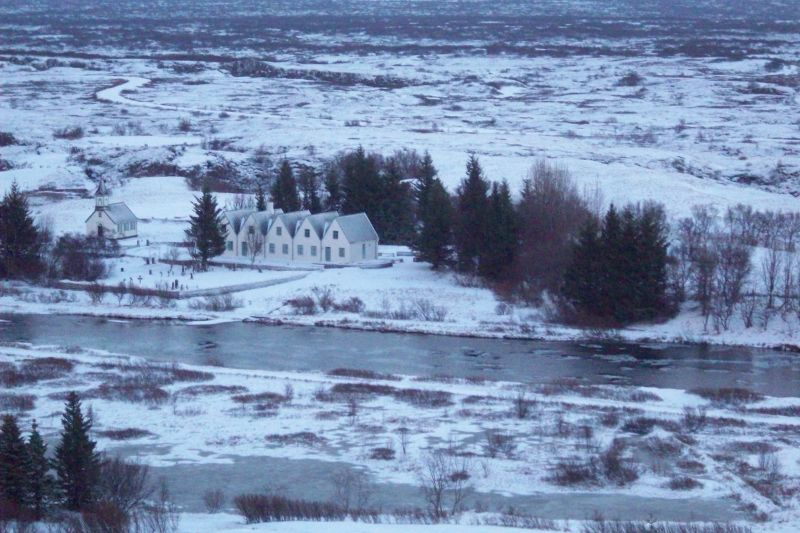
27 420 54 519
0 414 29 509
562 217 602 317
271 160 301 212
185 184 226 271
255 184 267 211
54 392 100 511
0 180 42 279
341 147 384 225
454 155 490 273
479 181 517 280
415 179 453 269
414 152 437 214
598 204 623 319
298 167 322 213
380 157 415 244
323 166 343 212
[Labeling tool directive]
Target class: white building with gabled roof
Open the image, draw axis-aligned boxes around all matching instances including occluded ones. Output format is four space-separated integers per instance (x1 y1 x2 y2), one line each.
85 179 139 240
220 205 379 265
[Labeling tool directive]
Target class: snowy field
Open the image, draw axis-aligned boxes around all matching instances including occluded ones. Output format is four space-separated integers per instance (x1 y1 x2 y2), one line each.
3 342 800 530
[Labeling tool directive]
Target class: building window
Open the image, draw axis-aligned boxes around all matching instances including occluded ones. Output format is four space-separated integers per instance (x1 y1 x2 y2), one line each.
241 242 248 256
226 241 233 251
333 230 339 239
248 226 255 235
269 243 275 253
339 247 345 258
362 243 366 256
276 227 282 236
282 244 289 255
311 245 317 256
304 229 310 238
297 245 304 256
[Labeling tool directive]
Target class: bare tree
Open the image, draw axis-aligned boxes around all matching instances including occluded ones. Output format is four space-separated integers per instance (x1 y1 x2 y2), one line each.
97 457 154 514
761 243 782 310
330 469 371 513
246 228 264 264
225 194 255 211
738 289 758 329
510 160 592 303
781 254 796 315
711 236 752 332
416 450 472 520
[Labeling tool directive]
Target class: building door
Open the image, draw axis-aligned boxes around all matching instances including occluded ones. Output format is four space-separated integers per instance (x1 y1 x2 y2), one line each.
97 224 104 238
325 247 331 262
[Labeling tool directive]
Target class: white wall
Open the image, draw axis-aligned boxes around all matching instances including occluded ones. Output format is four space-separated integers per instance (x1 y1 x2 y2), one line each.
265 219 294 262
292 219 323 263
86 210 137 240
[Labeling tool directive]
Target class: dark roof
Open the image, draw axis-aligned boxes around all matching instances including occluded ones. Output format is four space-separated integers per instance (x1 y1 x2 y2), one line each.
302 211 339 238
95 179 109 197
332 213 379 243
277 210 311 237
247 210 284 235
223 209 254 234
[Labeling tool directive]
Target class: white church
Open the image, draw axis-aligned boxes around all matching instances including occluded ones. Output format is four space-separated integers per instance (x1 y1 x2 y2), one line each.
222 202 379 265
85 180 139 240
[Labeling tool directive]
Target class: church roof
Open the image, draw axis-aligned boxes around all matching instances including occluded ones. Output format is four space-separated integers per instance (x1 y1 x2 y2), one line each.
86 202 137 224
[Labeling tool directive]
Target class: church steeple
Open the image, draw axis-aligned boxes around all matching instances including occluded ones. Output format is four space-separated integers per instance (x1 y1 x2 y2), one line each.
95 179 109 210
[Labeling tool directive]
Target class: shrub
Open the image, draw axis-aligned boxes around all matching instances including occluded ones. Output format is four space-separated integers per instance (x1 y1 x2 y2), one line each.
203 489 226 513
177 384 247 397
0 393 35 411
681 406 707 432
53 126 85 139
617 71 644 87
265 432 325 447
668 476 703 490
484 430 516 458
414 299 448 322
334 297 365 313
285 296 317 315
329 383 396 397
234 494 377 524
96 428 154 440
0 132 17 146
327 368 399 381
393 388 453 408
369 447 396 460
621 417 657 435
548 460 599 486
690 387 764 405
311 286 335 312
189 294 241 312
87 382 170 405
600 439 638 486
231 391 288 407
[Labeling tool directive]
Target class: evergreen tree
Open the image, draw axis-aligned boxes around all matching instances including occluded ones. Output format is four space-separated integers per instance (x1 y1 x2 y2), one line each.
562 203 671 324
185 184 226 271
454 155 490 273
255 184 267 211
380 157 415 244
414 178 453 269
0 414 29 509
562 217 602 317
414 152 437 215
341 147 384 225
298 167 322 213
479 181 517 280
54 392 100 511
323 166 343 212
271 160 301 212
0 180 42 279
27 420 54 519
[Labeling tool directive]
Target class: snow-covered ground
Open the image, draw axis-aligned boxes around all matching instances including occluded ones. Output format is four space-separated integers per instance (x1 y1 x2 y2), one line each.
3 342 800 529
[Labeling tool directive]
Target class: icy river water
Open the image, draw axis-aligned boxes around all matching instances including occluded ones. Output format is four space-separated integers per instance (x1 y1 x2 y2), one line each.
3 313 796 520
